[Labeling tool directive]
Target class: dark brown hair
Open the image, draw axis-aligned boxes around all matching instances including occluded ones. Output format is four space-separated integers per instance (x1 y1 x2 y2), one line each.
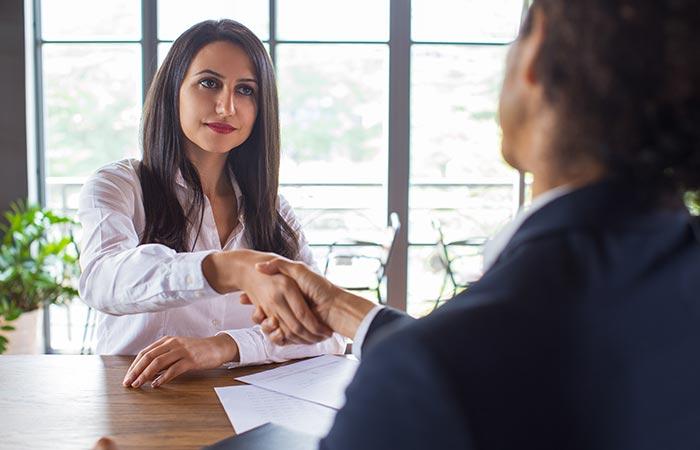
523 0 700 197
139 19 299 258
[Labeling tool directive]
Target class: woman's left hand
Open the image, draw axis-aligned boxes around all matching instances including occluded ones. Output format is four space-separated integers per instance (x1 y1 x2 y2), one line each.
122 334 239 388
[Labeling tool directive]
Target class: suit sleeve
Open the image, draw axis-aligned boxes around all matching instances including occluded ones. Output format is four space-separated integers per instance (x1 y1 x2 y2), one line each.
360 307 414 355
321 329 475 450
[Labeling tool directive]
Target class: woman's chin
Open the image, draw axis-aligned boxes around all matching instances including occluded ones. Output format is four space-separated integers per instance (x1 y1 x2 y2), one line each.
190 143 235 156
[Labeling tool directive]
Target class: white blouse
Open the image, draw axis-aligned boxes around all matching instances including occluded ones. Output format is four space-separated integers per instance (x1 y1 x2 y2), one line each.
78 158 345 365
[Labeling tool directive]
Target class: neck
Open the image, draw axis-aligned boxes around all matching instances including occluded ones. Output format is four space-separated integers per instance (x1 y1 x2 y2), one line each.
531 158 607 198
518 112 607 198
185 146 232 198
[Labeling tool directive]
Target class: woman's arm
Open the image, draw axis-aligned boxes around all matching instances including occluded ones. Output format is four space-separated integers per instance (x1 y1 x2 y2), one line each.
80 165 330 346
78 163 220 315
119 192 339 386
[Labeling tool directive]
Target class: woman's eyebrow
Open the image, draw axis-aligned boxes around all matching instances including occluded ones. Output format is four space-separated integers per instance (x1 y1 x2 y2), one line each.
194 68 224 78
193 69 258 84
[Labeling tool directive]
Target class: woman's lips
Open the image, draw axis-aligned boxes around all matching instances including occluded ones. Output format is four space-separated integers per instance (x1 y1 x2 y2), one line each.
206 122 236 134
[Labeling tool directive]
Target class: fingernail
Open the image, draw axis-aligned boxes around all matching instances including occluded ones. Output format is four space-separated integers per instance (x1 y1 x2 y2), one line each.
152 376 161 388
123 376 132 386
131 379 141 388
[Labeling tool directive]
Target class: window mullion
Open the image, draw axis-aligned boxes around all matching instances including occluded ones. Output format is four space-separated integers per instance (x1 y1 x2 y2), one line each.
269 0 276 65
141 0 157 103
386 0 410 311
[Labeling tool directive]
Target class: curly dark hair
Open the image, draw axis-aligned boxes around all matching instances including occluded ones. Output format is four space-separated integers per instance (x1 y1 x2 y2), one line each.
523 0 700 197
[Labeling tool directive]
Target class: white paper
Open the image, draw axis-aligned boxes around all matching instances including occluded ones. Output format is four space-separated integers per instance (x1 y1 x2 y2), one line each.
235 355 360 409
215 384 336 438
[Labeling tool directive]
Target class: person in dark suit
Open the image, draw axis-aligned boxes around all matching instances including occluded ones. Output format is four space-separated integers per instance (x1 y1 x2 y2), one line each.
244 0 700 448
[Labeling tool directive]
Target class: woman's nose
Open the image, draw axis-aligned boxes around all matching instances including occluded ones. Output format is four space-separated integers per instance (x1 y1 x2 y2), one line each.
216 90 236 117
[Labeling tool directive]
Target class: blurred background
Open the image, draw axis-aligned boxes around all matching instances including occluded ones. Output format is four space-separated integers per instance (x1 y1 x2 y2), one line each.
3 0 532 353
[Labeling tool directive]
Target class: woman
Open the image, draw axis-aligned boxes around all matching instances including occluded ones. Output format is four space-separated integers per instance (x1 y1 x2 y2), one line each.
78 19 344 388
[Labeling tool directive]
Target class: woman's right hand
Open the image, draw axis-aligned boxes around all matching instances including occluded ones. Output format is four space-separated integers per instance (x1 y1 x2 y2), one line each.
201 249 332 344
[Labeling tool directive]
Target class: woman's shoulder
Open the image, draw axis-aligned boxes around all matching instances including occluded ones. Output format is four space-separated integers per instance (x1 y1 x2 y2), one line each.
80 158 142 199
86 158 141 185
93 158 141 177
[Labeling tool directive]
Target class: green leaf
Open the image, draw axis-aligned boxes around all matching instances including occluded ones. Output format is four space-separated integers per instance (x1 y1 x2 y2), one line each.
4 309 21 321
0 200 80 313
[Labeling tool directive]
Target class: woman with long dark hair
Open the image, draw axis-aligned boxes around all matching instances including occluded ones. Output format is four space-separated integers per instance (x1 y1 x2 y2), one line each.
78 19 343 387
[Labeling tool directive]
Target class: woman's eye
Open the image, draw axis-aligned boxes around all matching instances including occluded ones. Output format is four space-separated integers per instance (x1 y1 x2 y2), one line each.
199 78 219 89
237 85 255 96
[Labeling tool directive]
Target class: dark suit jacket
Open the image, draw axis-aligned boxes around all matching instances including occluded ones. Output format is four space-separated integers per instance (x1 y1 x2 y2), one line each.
320 180 700 450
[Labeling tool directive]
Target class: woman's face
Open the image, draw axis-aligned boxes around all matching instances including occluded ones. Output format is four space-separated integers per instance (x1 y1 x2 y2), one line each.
179 40 258 157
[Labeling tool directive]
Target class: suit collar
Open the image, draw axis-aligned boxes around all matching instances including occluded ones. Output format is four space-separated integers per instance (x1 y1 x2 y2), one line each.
492 178 689 268
482 184 573 271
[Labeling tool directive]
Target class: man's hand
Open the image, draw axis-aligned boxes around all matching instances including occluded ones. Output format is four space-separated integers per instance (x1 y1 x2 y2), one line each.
122 334 238 388
241 257 376 344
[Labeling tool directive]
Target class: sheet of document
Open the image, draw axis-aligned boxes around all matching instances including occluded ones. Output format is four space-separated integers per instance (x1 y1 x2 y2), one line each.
215 385 336 438
235 355 360 409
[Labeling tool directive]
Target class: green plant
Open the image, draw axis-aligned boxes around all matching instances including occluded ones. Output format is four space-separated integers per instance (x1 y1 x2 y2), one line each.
0 201 79 353
686 191 700 216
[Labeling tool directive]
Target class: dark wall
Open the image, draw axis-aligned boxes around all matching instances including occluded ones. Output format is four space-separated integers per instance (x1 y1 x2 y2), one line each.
0 1 29 213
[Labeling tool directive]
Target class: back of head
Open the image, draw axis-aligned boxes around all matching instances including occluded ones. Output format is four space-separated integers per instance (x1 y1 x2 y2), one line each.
525 0 700 199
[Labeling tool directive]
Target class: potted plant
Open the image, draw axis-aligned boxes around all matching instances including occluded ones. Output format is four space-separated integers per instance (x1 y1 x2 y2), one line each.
686 191 700 216
0 201 79 354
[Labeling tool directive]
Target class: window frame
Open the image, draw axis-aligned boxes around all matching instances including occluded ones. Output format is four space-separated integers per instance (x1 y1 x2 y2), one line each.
32 0 530 352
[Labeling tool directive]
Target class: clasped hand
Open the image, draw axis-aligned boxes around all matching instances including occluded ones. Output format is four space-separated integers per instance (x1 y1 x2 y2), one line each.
240 257 345 346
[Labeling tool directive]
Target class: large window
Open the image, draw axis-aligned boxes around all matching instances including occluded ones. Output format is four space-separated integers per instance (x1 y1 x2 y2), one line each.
408 0 524 315
33 0 527 352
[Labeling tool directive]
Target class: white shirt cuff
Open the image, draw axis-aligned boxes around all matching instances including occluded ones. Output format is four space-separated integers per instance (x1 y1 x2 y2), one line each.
351 305 384 360
165 249 220 295
218 328 262 368
218 327 348 368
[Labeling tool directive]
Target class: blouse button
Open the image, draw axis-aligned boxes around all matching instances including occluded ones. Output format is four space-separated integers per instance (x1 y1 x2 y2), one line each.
212 319 220 328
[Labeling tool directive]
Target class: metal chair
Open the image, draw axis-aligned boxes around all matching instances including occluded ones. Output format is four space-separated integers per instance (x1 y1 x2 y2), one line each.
80 305 98 354
431 219 487 310
323 212 401 305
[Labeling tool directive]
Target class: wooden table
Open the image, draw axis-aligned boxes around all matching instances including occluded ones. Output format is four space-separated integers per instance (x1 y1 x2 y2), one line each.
0 355 282 450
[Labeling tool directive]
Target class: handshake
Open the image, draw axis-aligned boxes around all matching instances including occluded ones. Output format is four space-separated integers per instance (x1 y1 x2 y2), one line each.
123 250 373 391
236 254 376 346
